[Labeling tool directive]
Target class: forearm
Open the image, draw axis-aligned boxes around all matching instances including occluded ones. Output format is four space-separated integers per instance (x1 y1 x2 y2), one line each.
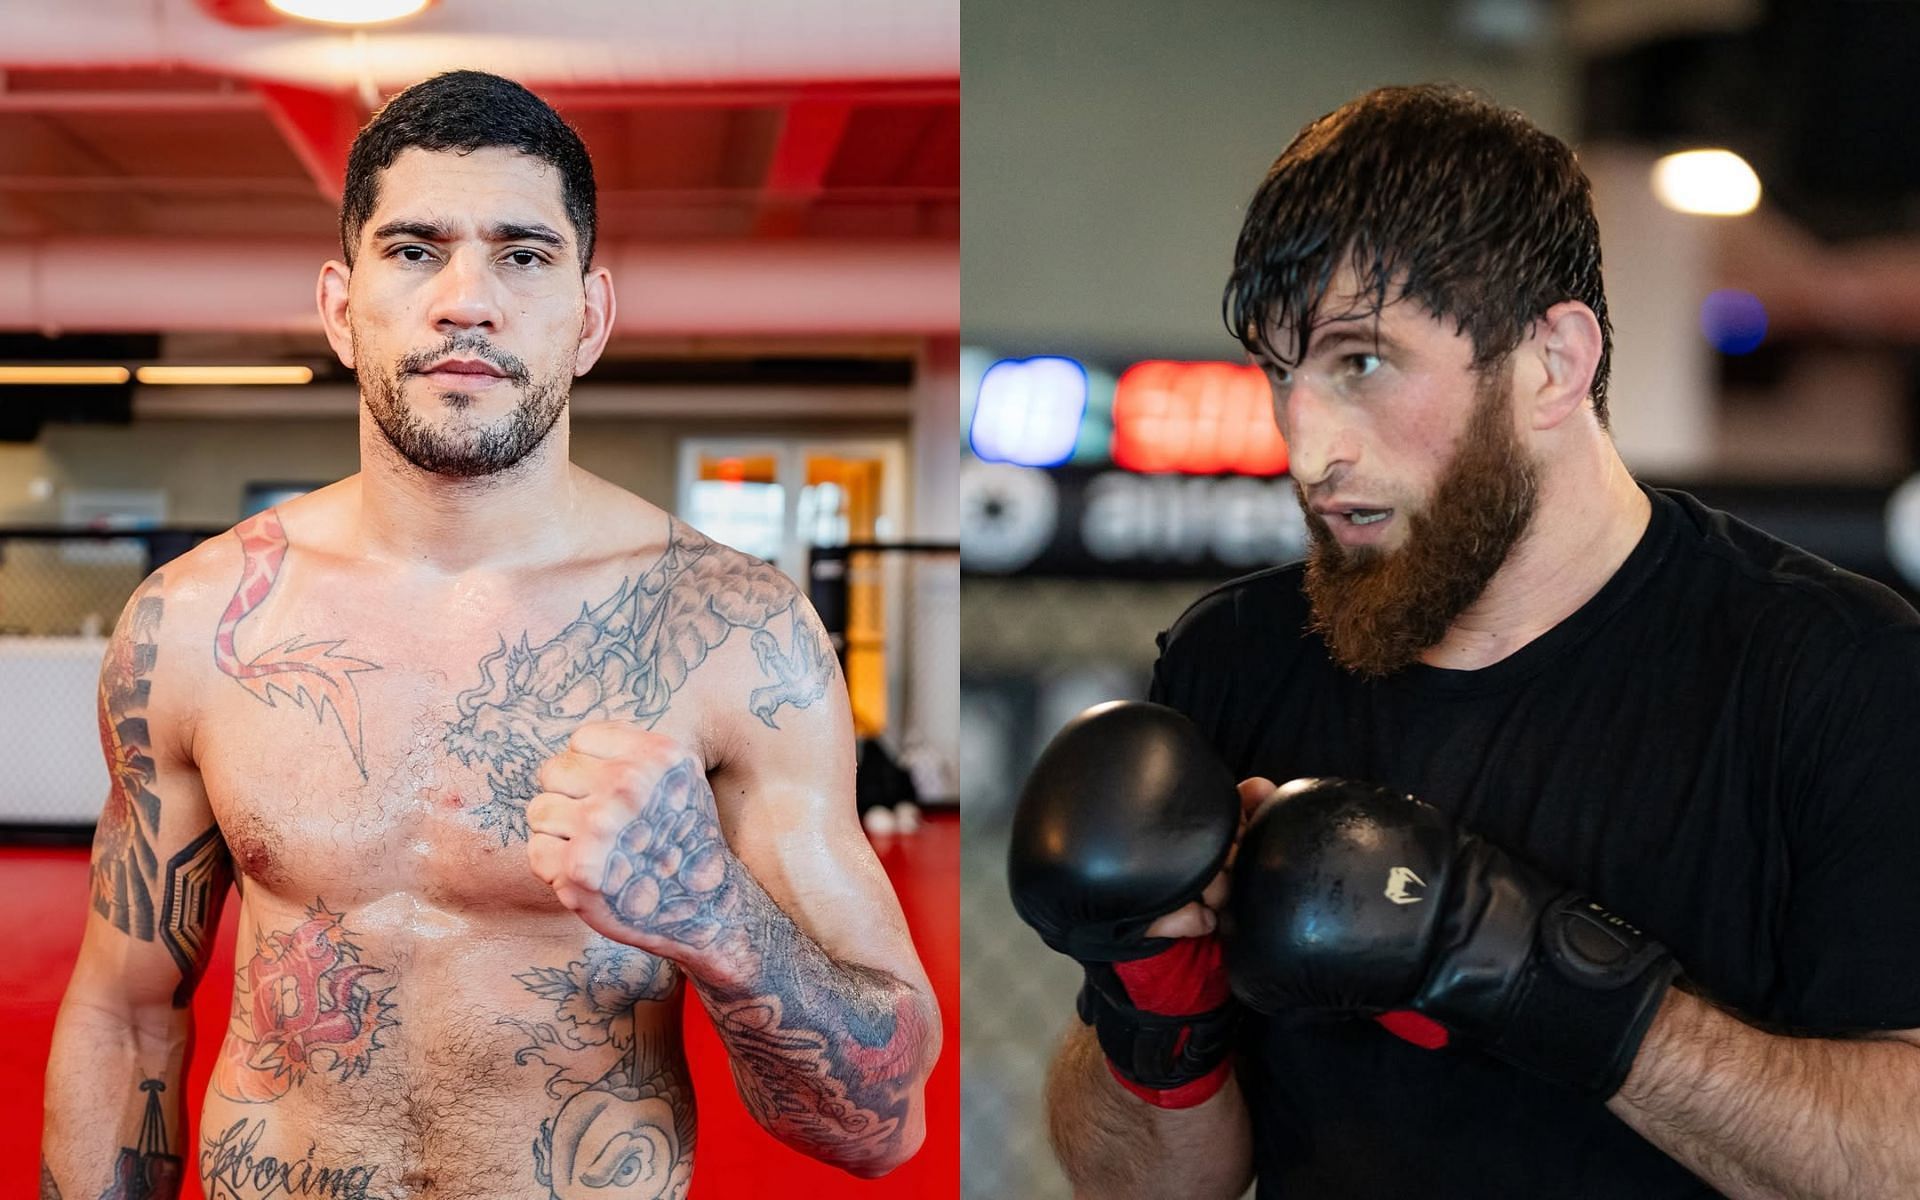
1046 1023 1252 1200
535 738 939 1175
1609 988 1920 1199
42 995 195 1200
685 862 938 1177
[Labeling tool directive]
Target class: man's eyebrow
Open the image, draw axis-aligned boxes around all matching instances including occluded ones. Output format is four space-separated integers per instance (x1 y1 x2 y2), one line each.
370 218 455 243
488 221 567 249
1307 321 1400 355
368 218 568 249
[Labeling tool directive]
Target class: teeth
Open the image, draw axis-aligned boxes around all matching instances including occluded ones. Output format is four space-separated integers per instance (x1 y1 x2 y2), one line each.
1349 510 1389 525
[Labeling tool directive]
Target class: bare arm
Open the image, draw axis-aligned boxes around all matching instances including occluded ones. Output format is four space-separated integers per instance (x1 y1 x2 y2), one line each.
690 582 939 1177
1608 988 1920 1199
42 571 233 1199
528 565 938 1177
1047 1023 1253 1200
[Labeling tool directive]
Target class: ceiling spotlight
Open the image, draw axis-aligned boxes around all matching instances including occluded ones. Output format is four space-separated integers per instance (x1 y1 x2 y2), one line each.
266 0 432 25
1652 149 1762 217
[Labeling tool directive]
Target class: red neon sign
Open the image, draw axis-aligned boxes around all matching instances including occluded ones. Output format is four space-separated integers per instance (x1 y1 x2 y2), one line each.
1111 360 1289 475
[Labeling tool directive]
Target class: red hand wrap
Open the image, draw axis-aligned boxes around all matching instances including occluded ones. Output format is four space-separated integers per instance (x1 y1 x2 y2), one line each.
1104 937 1233 1108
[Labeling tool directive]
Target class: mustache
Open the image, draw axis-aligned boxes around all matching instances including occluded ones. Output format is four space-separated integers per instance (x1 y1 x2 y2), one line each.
397 336 530 384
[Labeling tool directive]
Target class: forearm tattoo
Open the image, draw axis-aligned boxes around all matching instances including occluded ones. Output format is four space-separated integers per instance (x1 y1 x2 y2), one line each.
98 1077 185 1200
216 510 379 778
600 762 929 1170
92 573 233 1006
501 944 693 1198
214 901 398 1104
199 1118 381 1200
444 520 838 843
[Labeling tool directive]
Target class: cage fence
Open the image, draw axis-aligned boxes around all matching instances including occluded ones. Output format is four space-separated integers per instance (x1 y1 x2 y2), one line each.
960 576 1229 1198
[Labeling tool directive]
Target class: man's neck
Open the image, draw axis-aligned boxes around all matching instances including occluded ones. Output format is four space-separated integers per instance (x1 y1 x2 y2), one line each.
352 413 585 574
1419 438 1651 672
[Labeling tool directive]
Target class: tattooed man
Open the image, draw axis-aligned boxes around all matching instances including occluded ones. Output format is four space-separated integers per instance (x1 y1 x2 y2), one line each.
43 71 938 1200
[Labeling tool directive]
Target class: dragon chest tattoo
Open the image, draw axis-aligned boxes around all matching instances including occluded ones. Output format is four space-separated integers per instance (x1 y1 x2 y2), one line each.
444 521 836 842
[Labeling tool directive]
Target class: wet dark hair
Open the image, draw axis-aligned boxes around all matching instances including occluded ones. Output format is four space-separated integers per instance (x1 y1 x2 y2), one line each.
340 70 597 270
1224 84 1613 424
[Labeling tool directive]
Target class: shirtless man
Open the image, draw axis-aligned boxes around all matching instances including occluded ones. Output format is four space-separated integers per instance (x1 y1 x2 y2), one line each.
41 69 939 1200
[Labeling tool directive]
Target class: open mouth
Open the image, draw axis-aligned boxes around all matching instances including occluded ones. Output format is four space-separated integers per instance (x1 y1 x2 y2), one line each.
1338 508 1393 526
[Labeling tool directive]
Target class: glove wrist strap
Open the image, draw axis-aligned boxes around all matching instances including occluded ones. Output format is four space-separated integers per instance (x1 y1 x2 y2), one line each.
1077 969 1238 1108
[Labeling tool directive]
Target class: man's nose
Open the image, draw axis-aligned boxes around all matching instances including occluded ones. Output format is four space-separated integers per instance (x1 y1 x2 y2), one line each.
1274 376 1353 488
426 246 504 331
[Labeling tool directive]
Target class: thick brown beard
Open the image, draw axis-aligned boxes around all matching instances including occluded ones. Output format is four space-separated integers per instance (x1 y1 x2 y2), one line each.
1301 364 1539 678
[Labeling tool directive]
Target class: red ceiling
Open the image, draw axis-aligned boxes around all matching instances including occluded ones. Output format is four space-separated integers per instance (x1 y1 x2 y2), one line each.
0 67 958 244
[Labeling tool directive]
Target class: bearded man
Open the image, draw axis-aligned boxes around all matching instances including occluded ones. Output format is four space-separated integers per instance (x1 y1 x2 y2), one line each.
1021 85 1920 1198
42 70 937 1200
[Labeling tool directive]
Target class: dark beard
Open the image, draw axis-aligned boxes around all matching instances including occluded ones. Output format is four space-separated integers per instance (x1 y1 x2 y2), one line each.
1300 365 1539 678
357 332 568 479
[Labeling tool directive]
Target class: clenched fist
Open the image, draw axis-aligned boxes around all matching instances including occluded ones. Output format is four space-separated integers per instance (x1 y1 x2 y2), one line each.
527 721 750 979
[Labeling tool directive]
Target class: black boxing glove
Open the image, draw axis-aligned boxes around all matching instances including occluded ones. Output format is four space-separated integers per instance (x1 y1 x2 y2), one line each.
1225 778 1678 1097
1008 701 1243 1106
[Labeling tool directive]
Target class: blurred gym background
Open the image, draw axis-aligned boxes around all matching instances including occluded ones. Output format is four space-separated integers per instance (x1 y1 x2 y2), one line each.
959 0 1920 1195
0 2 958 1197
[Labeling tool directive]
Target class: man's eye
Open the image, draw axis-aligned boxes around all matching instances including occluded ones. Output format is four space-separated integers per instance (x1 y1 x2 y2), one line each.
394 245 435 264
1266 364 1294 388
1345 353 1381 378
505 250 544 268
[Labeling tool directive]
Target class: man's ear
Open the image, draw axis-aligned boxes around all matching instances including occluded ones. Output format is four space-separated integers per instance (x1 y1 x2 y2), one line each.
1524 300 1603 431
575 265 616 376
318 260 355 370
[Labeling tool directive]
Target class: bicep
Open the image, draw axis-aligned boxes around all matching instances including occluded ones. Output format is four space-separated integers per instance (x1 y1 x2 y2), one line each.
73 572 231 1012
707 605 929 994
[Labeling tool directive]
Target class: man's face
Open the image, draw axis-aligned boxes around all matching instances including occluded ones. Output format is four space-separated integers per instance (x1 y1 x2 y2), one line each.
1262 266 1539 676
343 146 587 478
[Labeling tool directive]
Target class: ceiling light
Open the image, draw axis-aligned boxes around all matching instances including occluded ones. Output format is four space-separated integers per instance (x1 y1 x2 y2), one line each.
135 366 315 386
0 366 131 384
266 0 432 26
1652 149 1762 217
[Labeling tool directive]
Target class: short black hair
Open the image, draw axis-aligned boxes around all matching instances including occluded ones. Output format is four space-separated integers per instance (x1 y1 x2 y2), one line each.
340 70 597 270
1224 84 1613 424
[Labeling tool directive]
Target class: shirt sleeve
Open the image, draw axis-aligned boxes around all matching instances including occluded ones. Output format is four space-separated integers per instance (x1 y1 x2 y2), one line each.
1780 624 1920 1032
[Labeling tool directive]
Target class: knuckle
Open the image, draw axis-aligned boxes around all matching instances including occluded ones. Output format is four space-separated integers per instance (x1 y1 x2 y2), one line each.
608 766 647 806
565 856 597 891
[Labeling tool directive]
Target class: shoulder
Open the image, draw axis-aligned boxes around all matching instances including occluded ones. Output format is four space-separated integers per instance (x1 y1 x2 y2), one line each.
97 526 255 763
637 519 843 750
1658 488 1920 646
1156 562 1309 666
642 518 814 622
111 519 254 669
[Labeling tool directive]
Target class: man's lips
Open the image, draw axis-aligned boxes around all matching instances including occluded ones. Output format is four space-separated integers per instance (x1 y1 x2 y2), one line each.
416 357 506 377
1312 501 1395 526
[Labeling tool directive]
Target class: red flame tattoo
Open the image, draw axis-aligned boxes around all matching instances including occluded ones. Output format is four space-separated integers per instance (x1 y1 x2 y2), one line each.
215 510 378 778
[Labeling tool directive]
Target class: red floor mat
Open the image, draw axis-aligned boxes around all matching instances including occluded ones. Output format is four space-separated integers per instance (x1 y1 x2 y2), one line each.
3 813 958 1198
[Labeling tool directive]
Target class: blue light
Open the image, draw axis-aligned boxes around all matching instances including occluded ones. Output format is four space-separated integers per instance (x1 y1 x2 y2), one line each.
968 356 1088 468
1700 289 1768 355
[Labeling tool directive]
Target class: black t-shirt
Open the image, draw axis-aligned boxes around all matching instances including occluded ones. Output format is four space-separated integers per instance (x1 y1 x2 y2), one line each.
1148 487 1920 1199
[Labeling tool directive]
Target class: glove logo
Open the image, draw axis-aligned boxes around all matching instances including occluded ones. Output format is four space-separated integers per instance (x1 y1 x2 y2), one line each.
1384 866 1426 905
